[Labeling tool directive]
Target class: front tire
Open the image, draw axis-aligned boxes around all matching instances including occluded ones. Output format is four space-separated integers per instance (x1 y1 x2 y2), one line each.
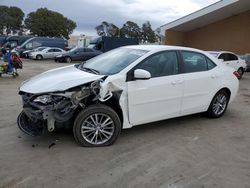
207 90 229 118
73 104 121 147
65 57 72 63
36 54 43 60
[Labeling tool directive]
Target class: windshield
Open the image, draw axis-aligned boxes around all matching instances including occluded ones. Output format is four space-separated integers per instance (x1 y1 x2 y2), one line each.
36 47 46 51
87 44 95 49
79 48 148 75
69 46 78 52
20 38 34 48
208 52 219 57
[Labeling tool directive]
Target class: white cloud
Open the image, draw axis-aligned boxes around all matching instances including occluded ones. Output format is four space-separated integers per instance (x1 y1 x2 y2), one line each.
1 0 219 35
83 0 219 27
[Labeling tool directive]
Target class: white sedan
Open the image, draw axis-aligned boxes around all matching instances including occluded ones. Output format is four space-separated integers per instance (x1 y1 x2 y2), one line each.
17 45 239 147
29 47 65 60
208 51 247 79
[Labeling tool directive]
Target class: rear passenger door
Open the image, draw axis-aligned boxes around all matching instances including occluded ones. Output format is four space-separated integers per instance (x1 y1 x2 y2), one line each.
180 51 220 115
53 49 63 57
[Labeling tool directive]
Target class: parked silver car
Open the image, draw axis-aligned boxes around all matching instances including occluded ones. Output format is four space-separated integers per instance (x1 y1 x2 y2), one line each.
29 47 65 60
23 47 48 58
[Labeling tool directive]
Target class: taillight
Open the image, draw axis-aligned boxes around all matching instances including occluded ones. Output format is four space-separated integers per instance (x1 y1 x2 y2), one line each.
233 71 240 78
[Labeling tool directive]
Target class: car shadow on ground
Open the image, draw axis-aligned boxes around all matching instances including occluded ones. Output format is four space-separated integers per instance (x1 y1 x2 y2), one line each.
16 112 212 149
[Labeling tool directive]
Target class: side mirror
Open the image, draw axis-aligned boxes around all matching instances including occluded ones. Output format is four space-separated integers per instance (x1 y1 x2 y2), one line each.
218 58 224 62
134 69 151 80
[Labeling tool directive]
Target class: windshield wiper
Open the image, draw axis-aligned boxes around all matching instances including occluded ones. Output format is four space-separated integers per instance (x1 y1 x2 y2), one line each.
80 67 100 75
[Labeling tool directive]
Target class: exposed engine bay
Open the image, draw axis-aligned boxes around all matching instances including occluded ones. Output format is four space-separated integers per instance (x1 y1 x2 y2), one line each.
17 79 116 136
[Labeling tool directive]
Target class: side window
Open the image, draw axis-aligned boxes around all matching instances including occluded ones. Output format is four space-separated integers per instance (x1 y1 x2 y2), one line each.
76 48 83 53
54 49 62 52
218 53 227 61
207 58 216 70
48 49 54 52
181 51 207 73
85 48 93 52
10 41 17 48
135 51 178 78
25 42 33 49
228 53 238 61
33 41 41 48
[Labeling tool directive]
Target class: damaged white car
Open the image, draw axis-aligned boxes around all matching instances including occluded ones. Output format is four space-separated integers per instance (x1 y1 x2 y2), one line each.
17 45 239 147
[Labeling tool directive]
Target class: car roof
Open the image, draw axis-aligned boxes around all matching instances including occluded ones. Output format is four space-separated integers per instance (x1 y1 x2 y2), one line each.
43 47 62 50
123 45 207 54
207 50 236 54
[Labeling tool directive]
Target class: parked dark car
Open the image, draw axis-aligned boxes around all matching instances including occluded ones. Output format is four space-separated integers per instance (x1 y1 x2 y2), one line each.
15 37 68 57
0 35 33 56
88 36 139 52
55 47 102 63
239 54 250 72
0 36 7 47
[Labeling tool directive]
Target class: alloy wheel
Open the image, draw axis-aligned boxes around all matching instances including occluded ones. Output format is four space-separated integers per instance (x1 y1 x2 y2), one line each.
212 93 227 116
66 57 71 63
81 113 115 145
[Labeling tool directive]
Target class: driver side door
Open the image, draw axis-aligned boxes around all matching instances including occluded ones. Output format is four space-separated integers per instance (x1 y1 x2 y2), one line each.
127 51 184 126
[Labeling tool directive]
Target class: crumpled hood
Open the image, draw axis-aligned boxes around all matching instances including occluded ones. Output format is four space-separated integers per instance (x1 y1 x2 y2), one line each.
20 65 104 94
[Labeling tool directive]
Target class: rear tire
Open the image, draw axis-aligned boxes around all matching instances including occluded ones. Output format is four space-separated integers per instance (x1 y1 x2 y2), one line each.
237 68 244 79
73 104 121 147
36 55 43 60
65 57 72 63
207 90 229 118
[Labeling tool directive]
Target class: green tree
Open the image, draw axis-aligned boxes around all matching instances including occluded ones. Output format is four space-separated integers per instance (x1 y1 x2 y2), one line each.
141 21 157 43
0 6 24 35
25 8 76 39
120 21 142 41
95 21 119 37
0 6 8 35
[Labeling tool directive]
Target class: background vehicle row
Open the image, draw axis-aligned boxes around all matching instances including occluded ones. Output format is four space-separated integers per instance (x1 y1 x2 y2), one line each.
208 51 247 79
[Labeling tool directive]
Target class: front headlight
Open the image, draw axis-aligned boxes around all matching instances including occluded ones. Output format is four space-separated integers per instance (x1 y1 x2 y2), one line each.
34 95 52 104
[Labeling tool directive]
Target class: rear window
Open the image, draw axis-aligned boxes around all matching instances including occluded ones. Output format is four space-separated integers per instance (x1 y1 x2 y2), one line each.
209 52 219 57
181 51 216 73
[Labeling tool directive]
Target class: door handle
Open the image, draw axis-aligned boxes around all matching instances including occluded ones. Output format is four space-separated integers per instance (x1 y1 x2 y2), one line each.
171 80 184 85
171 81 177 85
211 74 218 79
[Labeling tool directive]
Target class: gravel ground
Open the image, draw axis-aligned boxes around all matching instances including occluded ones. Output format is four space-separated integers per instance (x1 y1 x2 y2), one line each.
0 59 250 188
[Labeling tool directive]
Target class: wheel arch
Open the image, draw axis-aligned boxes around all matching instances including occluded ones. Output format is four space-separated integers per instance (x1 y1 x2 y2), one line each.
99 93 124 127
36 54 43 59
65 56 72 61
206 87 231 111
218 87 231 99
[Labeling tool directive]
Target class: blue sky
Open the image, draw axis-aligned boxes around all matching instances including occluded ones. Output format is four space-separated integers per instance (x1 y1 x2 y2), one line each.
0 0 219 36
